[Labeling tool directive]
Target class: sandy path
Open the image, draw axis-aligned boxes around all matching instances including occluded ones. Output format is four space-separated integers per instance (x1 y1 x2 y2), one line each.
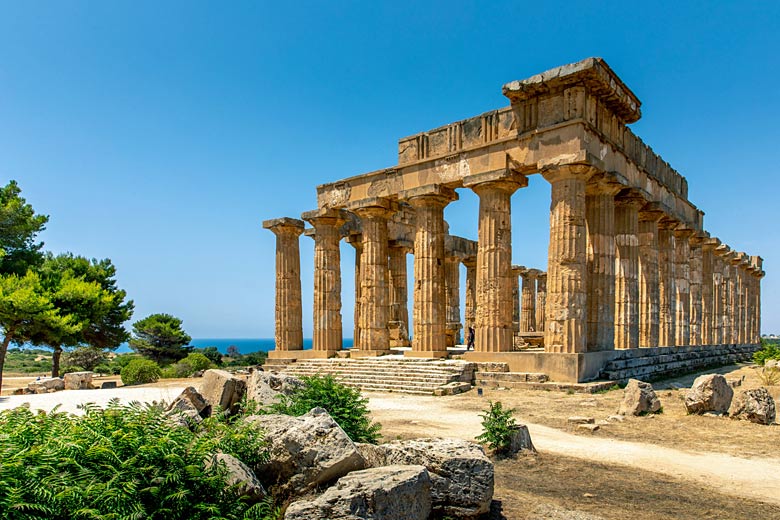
0 386 187 415
368 394 780 506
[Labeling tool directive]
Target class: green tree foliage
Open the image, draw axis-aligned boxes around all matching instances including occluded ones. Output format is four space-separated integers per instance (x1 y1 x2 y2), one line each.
753 339 780 365
62 346 107 371
162 352 215 378
0 272 77 392
30 253 134 377
120 358 162 386
272 374 381 443
200 346 223 366
0 180 49 275
0 400 279 519
476 401 518 455
129 313 192 364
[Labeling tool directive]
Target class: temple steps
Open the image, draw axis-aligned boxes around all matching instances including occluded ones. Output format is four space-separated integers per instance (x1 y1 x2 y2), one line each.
275 357 475 396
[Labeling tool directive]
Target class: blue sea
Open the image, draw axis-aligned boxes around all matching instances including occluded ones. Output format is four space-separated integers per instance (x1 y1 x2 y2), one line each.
114 338 354 354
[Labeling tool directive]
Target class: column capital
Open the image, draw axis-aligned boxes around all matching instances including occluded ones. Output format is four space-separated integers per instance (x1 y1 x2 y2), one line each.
388 239 414 252
463 170 528 193
672 227 695 240
638 201 667 222
540 164 599 183
347 197 397 219
262 217 305 236
657 216 681 230
614 189 647 209
702 237 721 251
399 184 458 208
302 207 350 227
585 171 627 196
462 255 477 268
688 231 710 247
511 265 524 277
536 271 547 282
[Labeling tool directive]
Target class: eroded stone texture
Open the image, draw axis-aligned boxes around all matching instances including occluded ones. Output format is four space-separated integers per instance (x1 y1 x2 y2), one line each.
465 174 526 352
684 374 733 415
511 266 522 334
535 272 547 334
729 387 776 425
614 192 642 349
263 218 305 352
543 165 592 353
463 257 477 332
688 234 705 346
638 207 662 347
63 371 93 390
347 234 363 349
199 369 246 416
444 254 462 347
388 240 411 347
673 228 693 346
657 220 677 347
618 379 661 416
701 238 718 345
520 268 540 333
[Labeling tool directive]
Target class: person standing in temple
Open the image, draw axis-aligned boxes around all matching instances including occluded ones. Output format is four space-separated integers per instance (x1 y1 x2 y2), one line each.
467 326 475 350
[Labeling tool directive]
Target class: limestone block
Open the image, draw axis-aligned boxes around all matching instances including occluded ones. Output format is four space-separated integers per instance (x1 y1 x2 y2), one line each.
63 371 93 390
246 370 304 407
567 416 595 424
578 424 600 432
100 381 117 389
167 386 210 427
433 381 471 396
284 465 432 520
729 388 776 425
355 437 493 518
618 379 661 416
27 377 64 393
245 407 365 492
199 369 246 416
684 374 734 415
508 425 536 454
208 453 266 502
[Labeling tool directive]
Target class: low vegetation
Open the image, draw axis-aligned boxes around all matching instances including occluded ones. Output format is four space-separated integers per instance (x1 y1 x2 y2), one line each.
753 338 780 365
2 348 52 374
120 358 162 386
0 400 279 519
476 401 518 455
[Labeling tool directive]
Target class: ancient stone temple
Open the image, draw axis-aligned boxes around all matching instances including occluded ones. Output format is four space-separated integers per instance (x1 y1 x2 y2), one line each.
263 58 764 383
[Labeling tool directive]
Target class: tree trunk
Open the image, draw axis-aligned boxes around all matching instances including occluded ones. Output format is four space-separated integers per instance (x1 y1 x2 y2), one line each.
0 332 14 394
52 346 62 378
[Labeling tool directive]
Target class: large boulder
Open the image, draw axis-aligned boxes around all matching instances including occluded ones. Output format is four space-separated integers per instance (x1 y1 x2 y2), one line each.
167 386 210 427
284 465 432 520
618 379 662 416
199 369 246 416
684 374 733 415
245 407 365 492
63 371 94 390
246 371 304 407
27 377 64 394
356 438 493 518
209 453 266 502
729 388 777 425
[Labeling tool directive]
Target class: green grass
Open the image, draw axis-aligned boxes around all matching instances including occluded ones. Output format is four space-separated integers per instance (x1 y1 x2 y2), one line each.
3 348 53 374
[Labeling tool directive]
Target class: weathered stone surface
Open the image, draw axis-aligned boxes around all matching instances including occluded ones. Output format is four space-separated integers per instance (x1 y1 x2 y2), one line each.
209 453 266 502
199 369 246 416
167 386 209 426
618 379 661 416
245 407 365 492
577 424 600 432
684 374 733 415
433 381 471 396
729 388 776 425
101 381 117 389
766 359 780 369
63 371 93 390
284 465 432 520
507 425 536 454
355 437 493 518
246 370 303 407
27 377 64 393
567 416 595 424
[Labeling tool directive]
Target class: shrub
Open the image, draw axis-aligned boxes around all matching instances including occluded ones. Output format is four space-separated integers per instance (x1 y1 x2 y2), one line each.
120 358 162 386
0 401 278 519
476 401 518 455
183 352 214 373
754 340 780 365
59 364 85 374
160 365 178 379
93 363 113 375
200 346 224 366
271 374 381 443
758 366 780 386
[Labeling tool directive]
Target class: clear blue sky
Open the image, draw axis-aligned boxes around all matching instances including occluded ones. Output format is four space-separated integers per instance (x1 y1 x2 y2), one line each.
2 1 778 338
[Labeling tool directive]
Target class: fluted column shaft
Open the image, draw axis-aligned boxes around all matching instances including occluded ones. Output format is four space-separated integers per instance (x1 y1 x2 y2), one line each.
511 267 521 334
672 229 693 346
408 192 454 355
470 179 523 352
520 270 538 332
305 211 347 353
638 212 661 347
542 166 592 353
353 204 394 352
388 243 410 347
535 273 547 333
614 195 642 349
718 250 733 344
444 255 463 347
464 258 477 331
347 235 363 348
689 240 703 346
263 218 305 352
585 186 618 351
657 222 677 347
701 242 716 345
712 250 725 344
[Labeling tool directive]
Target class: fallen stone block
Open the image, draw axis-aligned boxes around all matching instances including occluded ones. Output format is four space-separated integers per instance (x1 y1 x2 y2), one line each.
284 465 432 520
729 387 776 425
684 374 733 415
246 370 303 407
567 416 595 425
101 381 117 389
63 372 94 390
618 379 661 416
199 369 246 416
433 381 471 396
208 453 266 502
167 386 210 426
356 437 493 518
577 424 600 432
245 407 365 493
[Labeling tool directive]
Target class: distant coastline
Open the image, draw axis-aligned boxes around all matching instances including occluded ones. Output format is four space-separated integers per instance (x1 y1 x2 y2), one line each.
114 338 355 354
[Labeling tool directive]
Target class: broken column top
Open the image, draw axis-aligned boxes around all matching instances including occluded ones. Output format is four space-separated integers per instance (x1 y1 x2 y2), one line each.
262 217 305 230
502 57 642 124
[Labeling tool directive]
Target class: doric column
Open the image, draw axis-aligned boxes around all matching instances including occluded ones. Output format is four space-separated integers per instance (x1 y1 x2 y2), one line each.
657 219 677 347
535 272 547 334
585 175 621 351
716 246 734 344
613 192 643 349
347 234 363 348
726 253 739 344
688 234 705 346
672 228 693 346
402 186 457 357
263 218 305 353
463 256 477 332
700 238 719 345
444 254 463 348
511 266 522 334
732 254 747 344
388 240 412 347
541 165 594 353
520 268 540 332
638 206 663 348
750 256 765 343
303 209 348 354
464 172 527 353
349 198 396 355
